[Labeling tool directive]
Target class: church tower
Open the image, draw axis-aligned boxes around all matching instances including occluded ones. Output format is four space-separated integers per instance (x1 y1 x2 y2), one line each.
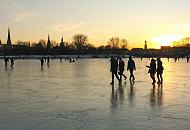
7 28 12 45
47 34 51 49
61 36 64 43
144 40 147 50
60 36 65 48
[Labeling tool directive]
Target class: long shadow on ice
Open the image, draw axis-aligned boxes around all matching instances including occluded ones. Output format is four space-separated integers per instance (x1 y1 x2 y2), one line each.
150 83 163 107
110 83 125 111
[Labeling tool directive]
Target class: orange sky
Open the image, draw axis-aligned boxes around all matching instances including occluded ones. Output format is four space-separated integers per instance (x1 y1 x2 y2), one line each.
0 0 189 49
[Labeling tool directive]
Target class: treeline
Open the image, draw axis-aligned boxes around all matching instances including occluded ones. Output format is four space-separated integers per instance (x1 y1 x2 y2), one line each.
1 34 129 57
172 37 190 47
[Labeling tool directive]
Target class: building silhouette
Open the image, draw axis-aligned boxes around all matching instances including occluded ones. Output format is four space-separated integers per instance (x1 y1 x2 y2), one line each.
47 34 51 49
60 36 65 48
7 28 12 45
144 40 147 50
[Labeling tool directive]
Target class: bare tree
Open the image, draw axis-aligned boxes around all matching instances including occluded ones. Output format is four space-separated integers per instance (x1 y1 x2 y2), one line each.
72 34 88 57
173 37 190 47
120 39 128 49
16 40 30 47
107 37 120 49
38 39 46 48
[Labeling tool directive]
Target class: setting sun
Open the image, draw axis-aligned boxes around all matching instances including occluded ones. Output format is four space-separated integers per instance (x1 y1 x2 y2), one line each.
152 35 182 47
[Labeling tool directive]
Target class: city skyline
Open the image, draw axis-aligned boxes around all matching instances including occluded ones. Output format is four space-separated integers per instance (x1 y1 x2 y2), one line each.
0 0 190 48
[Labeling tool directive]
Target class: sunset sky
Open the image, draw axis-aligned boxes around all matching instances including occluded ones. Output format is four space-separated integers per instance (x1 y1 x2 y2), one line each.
0 0 190 48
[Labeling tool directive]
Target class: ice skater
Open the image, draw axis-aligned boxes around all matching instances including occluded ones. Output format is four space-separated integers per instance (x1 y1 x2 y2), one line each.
47 57 50 65
118 57 127 81
110 55 120 84
40 58 44 66
127 55 136 81
187 56 189 63
157 58 164 83
4 57 9 67
10 58 14 67
146 58 157 84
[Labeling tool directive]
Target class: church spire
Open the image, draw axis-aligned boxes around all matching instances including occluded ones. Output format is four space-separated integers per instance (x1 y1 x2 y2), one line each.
61 36 64 43
7 27 12 45
47 34 51 49
60 36 65 48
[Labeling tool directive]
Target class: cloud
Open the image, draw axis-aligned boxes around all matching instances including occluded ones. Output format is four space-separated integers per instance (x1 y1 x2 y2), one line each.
4 0 37 23
4 0 24 10
13 12 37 22
85 29 112 34
51 23 85 33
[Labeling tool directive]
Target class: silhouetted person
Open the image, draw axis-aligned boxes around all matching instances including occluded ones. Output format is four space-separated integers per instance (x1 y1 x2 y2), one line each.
47 57 50 64
110 56 120 84
187 56 189 63
118 57 127 81
69 58 75 63
174 57 177 62
127 56 136 81
60 57 62 62
4 57 9 67
167 57 169 62
157 58 164 83
147 58 156 84
141 57 143 61
40 58 44 66
10 58 14 67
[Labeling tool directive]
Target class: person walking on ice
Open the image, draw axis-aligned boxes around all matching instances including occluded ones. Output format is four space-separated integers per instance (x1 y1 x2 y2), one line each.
118 57 127 81
156 58 164 83
110 55 120 84
146 58 157 84
127 55 136 81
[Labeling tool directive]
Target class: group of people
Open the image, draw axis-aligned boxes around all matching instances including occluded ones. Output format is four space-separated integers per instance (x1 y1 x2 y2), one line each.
40 57 77 66
146 58 164 84
40 57 50 66
4 57 14 67
110 56 164 85
110 55 136 84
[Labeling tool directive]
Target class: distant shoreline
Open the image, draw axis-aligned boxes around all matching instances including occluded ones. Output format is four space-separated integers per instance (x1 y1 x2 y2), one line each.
0 54 189 59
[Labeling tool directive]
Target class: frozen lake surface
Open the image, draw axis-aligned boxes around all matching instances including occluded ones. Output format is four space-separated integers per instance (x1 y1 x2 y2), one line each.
0 58 190 130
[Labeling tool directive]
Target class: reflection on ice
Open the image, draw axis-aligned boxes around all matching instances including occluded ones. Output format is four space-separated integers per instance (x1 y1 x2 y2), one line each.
0 58 190 130
150 83 163 107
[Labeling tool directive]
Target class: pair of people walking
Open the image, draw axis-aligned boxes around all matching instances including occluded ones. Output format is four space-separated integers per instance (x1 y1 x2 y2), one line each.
110 55 136 84
146 58 164 84
4 57 14 67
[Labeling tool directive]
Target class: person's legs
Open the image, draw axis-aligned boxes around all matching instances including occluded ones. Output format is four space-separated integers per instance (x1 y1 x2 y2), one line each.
120 70 127 80
151 73 156 84
129 73 132 81
160 73 163 82
153 74 156 83
122 74 127 80
118 71 122 81
157 72 160 83
130 70 135 81
114 73 120 83
150 74 153 82
110 72 114 84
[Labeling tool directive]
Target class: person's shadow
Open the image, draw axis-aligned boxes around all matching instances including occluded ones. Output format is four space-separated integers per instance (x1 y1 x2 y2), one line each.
111 84 118 111
110 83 125 111
127 81 135 106
150 83 163 107
41 65 44 72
